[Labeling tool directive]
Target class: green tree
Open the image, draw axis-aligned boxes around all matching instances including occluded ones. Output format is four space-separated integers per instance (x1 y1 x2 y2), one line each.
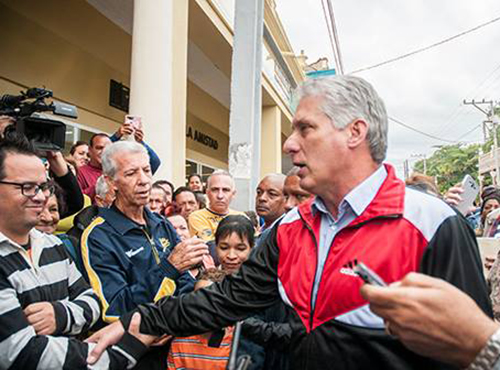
413 143 480 194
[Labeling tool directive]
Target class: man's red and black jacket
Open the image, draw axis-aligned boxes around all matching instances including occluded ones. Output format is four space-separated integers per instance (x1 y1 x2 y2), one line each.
128 165 492 370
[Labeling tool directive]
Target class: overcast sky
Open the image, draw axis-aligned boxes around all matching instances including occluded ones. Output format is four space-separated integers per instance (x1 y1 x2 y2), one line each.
276 0 500 177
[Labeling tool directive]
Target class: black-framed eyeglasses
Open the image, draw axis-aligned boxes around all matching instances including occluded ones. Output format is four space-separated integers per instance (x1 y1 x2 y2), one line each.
0 180 55 197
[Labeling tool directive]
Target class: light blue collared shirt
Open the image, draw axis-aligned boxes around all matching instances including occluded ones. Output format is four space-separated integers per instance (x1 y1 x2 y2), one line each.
311 165 388 309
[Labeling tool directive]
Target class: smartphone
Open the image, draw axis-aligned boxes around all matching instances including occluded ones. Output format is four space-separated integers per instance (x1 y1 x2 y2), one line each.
125 115 142 130
353 262 387 287
456 175 479 215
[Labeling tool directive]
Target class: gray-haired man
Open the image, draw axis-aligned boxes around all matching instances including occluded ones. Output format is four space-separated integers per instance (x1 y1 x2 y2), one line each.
81 141 209 324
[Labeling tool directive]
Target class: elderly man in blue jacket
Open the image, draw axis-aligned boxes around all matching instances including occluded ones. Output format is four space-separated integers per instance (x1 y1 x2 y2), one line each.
81 141 209 324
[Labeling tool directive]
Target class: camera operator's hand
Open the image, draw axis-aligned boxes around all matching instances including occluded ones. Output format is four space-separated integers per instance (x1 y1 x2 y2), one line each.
115 122 134 139
46 151 69 177
167 237 209 272
0 115 15 139
134 127 144 143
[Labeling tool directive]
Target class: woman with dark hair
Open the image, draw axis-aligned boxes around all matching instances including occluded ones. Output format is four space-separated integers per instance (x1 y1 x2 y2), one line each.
36 182 66 235
213 215 267 369
69 141 89 168
480 192 500 236
215 215 255 274
188 173 204 192
35 182 86 278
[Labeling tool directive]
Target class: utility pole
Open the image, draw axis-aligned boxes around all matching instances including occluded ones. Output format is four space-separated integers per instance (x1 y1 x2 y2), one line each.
403 159 409 179
464 99 499 184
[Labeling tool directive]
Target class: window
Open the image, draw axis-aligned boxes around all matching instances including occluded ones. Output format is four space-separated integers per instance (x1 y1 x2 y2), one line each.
185 159 219 187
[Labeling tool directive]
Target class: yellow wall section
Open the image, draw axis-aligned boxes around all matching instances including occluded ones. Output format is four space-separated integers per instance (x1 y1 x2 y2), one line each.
261 105 282 176
0 1 130 131
186 80 229 168
187 81 229 133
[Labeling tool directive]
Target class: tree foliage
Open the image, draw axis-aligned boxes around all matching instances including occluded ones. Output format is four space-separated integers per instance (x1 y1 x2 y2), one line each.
413 143 480 194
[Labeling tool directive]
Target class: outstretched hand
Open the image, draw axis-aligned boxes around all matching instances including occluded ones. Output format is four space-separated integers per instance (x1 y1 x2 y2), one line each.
360 272 498 368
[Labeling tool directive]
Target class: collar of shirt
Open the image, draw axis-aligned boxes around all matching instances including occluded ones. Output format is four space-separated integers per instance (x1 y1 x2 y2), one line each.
312 165 388 224
100 205 161 235
260 215 283 233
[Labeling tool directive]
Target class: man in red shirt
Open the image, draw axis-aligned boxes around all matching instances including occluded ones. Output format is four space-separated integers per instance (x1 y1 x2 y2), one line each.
77 133 111 200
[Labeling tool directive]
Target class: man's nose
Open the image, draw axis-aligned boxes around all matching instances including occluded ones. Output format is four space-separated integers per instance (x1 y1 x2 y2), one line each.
32 188 47 204
139 170 151 184
283 133 298 155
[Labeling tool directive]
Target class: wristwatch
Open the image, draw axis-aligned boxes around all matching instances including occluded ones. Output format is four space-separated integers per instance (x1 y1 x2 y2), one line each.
468 328 500 370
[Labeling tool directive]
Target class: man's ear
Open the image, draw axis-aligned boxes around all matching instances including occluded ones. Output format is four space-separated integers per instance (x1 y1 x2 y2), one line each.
347 119 369 149
105 175 118 192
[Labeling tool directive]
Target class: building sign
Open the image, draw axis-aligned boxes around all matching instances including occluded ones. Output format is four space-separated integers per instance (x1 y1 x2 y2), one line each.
186 113 229 163
186 126 218 150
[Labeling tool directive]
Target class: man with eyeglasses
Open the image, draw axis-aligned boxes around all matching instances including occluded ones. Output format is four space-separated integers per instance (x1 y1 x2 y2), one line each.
0 135 148 368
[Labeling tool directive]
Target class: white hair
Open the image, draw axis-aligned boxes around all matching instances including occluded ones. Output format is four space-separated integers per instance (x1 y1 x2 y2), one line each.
101 141 148 178
261 173 286 186
295 75 388 164
95 175 109 198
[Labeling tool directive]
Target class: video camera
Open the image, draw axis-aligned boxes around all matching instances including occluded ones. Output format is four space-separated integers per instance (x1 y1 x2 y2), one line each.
0 87 78 151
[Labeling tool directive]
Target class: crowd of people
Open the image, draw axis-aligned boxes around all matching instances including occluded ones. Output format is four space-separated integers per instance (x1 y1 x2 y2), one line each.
1 75 500 369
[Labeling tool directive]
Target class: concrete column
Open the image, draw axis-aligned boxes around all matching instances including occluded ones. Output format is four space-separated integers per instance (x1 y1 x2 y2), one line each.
129 0 188 185
228 0 265 211
261 106 282 177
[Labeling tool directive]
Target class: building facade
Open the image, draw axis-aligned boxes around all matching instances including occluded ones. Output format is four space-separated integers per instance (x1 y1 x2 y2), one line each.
0 0 303 186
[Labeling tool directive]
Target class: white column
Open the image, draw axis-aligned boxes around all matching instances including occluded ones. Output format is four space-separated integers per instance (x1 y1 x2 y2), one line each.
129 0 174 180
228 0 265 211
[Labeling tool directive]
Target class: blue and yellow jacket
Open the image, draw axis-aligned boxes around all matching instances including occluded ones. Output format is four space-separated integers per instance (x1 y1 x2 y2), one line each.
81 205 195 323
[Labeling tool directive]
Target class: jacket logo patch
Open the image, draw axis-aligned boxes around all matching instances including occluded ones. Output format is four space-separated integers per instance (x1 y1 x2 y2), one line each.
159 238 170 251
125 246 144 258
339 267 358 277
201 229 213 238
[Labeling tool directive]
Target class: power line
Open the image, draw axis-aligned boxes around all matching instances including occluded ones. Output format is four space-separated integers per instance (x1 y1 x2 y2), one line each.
455 123 482 141
349 15 500 74
389 116 458 143
434 59 500 138
320 0 338 72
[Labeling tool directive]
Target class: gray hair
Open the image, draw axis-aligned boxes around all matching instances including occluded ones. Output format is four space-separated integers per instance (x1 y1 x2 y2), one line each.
207 170 235 189
95 175 109 198
101 141 148 178
295 75 388 164
261 173 286 185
